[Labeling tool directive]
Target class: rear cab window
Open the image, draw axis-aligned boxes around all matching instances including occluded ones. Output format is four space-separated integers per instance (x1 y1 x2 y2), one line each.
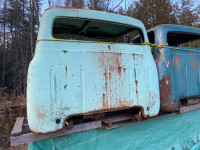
52 17 144 44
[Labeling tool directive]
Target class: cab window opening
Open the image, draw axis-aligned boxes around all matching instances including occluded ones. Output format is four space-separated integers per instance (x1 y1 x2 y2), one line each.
167 31 200 48
52 17 144 44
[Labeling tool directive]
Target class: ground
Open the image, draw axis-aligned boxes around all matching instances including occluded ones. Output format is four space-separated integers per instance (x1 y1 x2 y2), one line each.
0 90 28 150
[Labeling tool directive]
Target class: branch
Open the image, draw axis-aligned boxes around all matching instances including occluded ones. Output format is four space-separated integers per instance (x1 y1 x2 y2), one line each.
111 0 124 12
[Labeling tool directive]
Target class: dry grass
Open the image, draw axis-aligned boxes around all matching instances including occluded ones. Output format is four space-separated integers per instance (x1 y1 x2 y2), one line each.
0 90 27 150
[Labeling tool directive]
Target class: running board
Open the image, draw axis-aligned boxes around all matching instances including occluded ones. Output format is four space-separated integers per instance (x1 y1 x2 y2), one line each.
179 103 200 114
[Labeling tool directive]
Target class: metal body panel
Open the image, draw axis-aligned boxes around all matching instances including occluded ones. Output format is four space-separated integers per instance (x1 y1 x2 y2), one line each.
27 7 160 133
148 25 200 112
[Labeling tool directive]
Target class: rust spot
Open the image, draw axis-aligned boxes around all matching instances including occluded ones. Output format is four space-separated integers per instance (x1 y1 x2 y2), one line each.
108 45 111 50
176 55 180 70
159 75 174 112
118 98 130 107
118 66 122 75
134 68 139 104
36 107 46 119
64 84 67 90
63 50 68 54
194 61 198 68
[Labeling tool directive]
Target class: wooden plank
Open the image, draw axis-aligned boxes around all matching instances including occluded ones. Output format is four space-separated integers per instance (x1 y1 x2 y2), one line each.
101 114 134 124
179 103 200 114
10 120 102 146
103 121 134 129
103 113 176 129
11 117 24 136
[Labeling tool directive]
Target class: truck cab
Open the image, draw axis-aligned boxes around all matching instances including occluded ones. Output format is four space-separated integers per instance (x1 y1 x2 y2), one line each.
27 7 160 133
147 24 200 112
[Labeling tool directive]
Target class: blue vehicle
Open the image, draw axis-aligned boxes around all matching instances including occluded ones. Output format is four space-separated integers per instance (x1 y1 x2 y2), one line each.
145 24 200 112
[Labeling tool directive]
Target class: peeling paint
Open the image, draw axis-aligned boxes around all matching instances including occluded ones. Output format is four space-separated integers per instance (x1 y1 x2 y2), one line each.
159 75 174 112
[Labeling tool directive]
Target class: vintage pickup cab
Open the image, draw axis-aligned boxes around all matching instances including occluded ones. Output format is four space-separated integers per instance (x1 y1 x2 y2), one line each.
27 7 160 133
145 25 200 112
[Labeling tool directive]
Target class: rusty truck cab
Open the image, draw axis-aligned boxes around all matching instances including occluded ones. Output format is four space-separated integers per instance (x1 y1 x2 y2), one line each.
147 25 200 112
27 7 160 133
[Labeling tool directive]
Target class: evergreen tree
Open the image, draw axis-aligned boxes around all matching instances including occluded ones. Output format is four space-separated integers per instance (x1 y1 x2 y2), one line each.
174 0 199 26
128 0 176 29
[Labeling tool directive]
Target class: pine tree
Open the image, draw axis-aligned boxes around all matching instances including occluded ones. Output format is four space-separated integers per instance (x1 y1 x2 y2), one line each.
128 0 176 29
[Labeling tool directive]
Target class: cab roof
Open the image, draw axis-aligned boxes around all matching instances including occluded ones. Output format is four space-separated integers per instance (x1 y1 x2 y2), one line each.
147 24 200 34
38 7 147 41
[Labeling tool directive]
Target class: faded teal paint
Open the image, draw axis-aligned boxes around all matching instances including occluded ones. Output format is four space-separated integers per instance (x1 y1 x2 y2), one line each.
27 7 160 133
148 25 200 112
28 109 200 150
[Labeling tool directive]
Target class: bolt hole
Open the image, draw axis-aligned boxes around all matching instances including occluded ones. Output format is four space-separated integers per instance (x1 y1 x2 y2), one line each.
56 119 61 124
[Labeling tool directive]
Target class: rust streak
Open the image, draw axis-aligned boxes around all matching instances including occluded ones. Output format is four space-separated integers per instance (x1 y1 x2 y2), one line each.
176 54 181 70
109 73 111 81
103 73 107 91
118 66 122 75
102 94 107 109
64 84 67 91
65 66 67 77
108 45 111 50
172 56 174 66
134 68 139 104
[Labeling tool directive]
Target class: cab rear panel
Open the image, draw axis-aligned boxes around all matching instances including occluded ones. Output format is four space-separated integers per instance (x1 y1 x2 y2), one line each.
27 7 160 133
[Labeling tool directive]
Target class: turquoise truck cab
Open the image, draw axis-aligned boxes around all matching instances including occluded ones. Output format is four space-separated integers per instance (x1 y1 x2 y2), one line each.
27 7 160 133
147 24 200 112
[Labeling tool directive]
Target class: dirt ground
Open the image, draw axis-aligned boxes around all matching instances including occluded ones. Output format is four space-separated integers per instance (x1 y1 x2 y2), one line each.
0 90 28 150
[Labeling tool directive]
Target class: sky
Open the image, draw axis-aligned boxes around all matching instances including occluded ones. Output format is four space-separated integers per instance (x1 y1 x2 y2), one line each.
40 0 139 14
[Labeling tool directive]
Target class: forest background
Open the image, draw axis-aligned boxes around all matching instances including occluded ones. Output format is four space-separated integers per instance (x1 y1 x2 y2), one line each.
0 0 200 96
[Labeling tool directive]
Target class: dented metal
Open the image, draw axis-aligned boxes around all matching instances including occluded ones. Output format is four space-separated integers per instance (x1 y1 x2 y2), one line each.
27 7 160 133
